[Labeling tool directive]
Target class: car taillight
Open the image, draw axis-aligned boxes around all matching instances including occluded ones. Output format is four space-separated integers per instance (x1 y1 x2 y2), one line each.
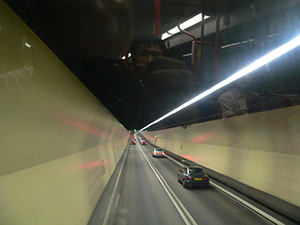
154 152 157 154
185 177 194 180
162 152 165 155
203 177 209 181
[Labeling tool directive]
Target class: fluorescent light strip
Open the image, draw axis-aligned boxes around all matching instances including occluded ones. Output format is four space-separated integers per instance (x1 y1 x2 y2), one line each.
221 39 254 49
139 33 300 131
161 13 209 40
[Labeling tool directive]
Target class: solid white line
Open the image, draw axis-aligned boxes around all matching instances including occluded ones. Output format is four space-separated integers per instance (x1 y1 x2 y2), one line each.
102 145 129 225
166 154 285 225
137 144 197 225
209 182 285 225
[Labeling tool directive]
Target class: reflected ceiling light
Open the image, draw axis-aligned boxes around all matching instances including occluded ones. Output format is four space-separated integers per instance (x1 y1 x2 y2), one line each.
266 33 280 38
122 53 131 60
221 39 254 49
161 13 210 40
25 42 31 48
139 33 300 131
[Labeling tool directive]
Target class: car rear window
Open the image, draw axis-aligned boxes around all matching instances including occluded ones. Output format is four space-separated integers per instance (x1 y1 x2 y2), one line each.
190 168 204 174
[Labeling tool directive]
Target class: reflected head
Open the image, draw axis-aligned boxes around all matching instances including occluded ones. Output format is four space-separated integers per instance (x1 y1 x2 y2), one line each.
33 0 134 62
130 34 167 66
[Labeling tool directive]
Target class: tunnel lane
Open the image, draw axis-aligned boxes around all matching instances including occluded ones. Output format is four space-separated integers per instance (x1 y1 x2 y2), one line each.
109 141 281 225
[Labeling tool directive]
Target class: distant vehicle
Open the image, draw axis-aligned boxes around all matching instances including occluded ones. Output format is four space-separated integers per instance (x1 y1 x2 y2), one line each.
177 166 209 188
141 140 147 145
130 140 136 145
152 148 165 157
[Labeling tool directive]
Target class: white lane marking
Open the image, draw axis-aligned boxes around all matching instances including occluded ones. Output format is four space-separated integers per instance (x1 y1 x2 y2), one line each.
209 182 285 225
167 154 285 225
137 144 197 225
102 145 130 225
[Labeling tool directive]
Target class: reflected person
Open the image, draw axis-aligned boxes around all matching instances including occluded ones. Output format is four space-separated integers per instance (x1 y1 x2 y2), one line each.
130 34 166 77
218 76 252 147
130 35 198 126
47 0 148 130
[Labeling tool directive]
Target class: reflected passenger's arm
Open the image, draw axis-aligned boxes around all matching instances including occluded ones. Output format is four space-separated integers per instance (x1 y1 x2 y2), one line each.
218 95 236 119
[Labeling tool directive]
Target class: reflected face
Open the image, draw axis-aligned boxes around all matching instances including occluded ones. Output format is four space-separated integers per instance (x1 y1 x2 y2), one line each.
239 77 252 87
135 43 163 66
237 76 252 93
40 0 134 62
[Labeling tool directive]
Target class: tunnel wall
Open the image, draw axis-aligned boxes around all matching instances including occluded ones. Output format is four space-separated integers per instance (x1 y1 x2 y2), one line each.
143 105 300 209
0 2 129 224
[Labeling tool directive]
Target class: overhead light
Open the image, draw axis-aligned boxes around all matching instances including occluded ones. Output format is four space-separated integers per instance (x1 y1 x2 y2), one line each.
25 42 31 48
161 13 210 40
139 33 300 131
221 39 254 49
122 53 131 60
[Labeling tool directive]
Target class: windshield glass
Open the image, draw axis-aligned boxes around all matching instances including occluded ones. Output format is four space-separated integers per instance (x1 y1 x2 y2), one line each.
189 168 204 174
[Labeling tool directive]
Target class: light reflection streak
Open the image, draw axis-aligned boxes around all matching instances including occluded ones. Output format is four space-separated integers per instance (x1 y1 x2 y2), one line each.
73 159 110 170
180 155 201 162
191 132 217 143
140 33 300 131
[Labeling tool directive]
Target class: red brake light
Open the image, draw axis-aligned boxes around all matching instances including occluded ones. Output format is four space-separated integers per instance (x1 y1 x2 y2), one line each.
204 177 209 181
185 177 194 180
162 152 165 155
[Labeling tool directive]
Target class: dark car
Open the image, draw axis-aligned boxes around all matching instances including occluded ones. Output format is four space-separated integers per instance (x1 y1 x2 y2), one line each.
177 166 209 188
141 140 147 145
152 148 165 157
130 140 136 145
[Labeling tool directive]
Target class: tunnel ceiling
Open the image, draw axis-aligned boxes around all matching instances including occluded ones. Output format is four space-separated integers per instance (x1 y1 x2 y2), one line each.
4 0 300 130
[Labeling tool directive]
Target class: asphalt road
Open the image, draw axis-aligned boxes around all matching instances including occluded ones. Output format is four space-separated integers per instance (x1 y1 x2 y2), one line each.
115 143 276 225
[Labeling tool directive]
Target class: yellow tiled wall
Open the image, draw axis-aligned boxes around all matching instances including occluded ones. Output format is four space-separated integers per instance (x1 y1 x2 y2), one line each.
0 1 129 224
144 107 300 207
